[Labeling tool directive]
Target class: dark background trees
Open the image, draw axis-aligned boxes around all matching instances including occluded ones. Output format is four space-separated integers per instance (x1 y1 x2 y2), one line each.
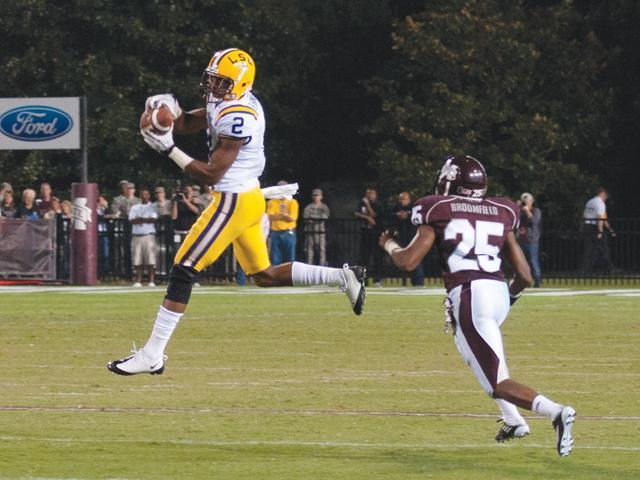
0 0 637 216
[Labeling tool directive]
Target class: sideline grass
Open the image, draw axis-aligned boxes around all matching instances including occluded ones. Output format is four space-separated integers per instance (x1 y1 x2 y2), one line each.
0 288 638 479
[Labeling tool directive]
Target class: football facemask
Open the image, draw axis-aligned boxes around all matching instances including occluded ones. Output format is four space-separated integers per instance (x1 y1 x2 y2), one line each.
201 71 234 103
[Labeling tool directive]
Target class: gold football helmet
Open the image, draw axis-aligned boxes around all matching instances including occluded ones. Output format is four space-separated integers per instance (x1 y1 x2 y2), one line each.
201 48 256 102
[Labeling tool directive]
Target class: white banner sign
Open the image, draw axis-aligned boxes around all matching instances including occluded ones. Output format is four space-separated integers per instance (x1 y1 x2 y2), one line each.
0 97 81 150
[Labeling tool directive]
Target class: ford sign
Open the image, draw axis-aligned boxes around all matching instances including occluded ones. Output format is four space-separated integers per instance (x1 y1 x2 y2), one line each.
0 105 74 142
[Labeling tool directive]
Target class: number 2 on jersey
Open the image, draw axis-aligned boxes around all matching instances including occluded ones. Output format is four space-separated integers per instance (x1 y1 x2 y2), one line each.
231 116 244 135
444 219 503 273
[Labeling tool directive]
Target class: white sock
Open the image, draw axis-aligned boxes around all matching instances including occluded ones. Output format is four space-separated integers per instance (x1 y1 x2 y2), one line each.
291 262 344 287
496 398 526 426
142 306 183 360
532 394 564 419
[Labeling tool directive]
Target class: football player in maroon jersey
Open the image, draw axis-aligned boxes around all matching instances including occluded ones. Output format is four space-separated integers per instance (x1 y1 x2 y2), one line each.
379 156 576 457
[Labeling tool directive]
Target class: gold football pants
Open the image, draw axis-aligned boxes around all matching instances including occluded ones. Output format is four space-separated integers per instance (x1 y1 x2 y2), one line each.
174 186 270 275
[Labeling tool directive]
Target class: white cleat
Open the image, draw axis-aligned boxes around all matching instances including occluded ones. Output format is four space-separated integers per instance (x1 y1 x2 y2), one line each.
553 406 576 457
147 282 156 288
107 345 166 376
341 264 366 315
132 282 142 288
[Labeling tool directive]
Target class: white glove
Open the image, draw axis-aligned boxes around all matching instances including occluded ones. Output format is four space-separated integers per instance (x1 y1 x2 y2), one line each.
141 127 175 154
144 93 183 119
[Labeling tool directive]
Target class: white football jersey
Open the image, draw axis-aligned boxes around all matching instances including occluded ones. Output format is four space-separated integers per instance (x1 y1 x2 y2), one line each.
206 92 266 193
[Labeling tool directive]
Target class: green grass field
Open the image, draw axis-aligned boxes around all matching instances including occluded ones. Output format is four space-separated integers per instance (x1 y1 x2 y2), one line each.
0 286 639 479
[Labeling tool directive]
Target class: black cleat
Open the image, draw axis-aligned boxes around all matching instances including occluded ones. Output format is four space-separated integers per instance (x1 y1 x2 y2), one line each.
495 420 530 443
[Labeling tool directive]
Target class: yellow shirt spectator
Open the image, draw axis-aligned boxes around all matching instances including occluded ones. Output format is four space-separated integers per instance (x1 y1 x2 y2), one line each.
267 198 299 231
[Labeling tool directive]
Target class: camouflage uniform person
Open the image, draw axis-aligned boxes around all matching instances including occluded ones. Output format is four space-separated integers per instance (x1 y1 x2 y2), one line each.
303 188 330 266
111 180 140 219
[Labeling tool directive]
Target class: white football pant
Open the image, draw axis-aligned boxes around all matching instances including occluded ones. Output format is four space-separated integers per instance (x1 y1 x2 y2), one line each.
448 279 511 396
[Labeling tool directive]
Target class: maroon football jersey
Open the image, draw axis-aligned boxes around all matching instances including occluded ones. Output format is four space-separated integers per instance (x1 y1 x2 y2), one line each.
412 195 519 290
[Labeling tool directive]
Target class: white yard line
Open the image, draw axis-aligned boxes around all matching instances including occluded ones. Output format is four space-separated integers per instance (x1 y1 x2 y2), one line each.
0 478 131 480
0 434 638 452
2 286 640 297
1 405 638 421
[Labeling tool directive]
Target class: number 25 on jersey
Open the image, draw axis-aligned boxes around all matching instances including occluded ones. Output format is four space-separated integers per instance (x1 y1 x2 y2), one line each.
445 219 503 273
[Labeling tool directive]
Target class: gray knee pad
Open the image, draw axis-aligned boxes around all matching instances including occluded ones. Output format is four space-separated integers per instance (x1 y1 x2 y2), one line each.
165 264 199 304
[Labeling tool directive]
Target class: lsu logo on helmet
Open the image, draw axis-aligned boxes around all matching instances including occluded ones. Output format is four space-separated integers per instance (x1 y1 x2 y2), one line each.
201 48 256 103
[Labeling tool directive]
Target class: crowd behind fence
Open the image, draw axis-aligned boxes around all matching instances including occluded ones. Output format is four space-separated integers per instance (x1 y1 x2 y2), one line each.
49 216 640 284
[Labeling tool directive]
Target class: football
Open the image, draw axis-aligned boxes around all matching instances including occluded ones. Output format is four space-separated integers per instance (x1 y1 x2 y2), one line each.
139 105 173 133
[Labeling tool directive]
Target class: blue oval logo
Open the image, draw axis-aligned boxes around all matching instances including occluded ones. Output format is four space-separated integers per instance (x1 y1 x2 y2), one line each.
0 105 73 142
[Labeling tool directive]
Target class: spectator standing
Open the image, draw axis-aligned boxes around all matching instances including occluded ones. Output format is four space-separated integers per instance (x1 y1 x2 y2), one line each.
171 185 202 286
36 182 54 217
153 187 172 218
172 184 200 241
518 192 542 287
389 191 424 286
97 195 111 274
110 180 140 218
581 187 615 274
0 182 12 197
190 184 205 213
60 200 73 219
110 180 128 217
199 185 214 209
190 185 205 213
303 188 330 266
42 197 62 220
129 188 158 287
152 186 172 276
355 188 384 286
1 185 17 218
267 181 299 265
55 200 73 277
17 189 39 219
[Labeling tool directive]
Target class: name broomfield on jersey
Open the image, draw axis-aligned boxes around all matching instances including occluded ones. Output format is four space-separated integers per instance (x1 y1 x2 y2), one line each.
449 203 500 215
380 155 576 457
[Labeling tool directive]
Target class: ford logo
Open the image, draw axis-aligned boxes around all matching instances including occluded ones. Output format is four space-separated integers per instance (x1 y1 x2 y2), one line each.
0 105 73 142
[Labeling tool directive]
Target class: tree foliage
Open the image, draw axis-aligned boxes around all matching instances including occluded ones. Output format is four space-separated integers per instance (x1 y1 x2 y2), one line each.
0 0 392 197
0 0 636 218
367 0 612 216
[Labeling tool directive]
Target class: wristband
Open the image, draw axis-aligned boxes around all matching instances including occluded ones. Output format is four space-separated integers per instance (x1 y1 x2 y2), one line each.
168 146 194 170
384 238 401 256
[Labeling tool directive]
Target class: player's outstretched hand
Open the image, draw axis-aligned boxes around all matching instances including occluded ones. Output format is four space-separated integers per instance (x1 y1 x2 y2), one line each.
145 94 183 119
141 127 175 154
379 229 395 250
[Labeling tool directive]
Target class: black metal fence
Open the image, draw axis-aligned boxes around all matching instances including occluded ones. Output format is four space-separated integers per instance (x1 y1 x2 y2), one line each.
55 217 640 284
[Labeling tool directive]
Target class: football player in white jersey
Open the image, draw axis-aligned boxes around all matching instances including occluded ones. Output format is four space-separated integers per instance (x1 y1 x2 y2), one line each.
108 48 366 376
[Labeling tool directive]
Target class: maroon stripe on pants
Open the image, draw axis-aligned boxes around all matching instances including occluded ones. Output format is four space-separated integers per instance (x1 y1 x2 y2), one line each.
457 282 500 389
